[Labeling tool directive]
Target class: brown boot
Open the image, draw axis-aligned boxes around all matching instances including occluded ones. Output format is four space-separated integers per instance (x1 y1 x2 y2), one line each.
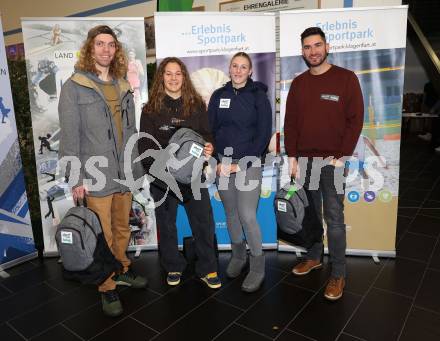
324 277 345 301
292 259 323 276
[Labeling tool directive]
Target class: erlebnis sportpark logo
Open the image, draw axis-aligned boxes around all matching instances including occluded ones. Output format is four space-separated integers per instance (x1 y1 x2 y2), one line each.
364 191 376 203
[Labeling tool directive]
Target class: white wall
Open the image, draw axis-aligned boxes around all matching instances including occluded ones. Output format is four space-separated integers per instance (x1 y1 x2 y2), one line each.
1 0 156 45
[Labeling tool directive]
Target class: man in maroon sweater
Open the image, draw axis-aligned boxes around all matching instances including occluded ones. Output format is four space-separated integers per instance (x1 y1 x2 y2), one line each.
284 27 364 301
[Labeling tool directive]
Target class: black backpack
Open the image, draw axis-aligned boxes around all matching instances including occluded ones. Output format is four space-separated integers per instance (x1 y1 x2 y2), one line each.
55 200 122 285
274 181 309 235
276 182 324 250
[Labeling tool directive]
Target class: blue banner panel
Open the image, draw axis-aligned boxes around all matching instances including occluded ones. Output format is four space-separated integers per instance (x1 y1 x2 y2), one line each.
0 16 35 269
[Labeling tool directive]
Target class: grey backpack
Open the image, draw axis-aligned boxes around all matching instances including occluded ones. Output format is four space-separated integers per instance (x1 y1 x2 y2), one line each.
274 181 309 235
168 127 206 184
55 203 122 284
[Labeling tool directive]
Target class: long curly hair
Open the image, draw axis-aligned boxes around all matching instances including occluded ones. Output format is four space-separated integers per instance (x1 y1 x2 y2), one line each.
143 57 205 117
75 25 128 79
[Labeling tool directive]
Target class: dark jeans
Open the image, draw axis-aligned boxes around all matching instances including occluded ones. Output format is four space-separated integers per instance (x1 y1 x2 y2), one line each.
300 158 347 278
431 116 440 148
150 184 217 277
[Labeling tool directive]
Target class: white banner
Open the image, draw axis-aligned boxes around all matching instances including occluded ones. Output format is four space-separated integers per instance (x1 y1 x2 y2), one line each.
21 18 156 255
280 6 407 57
155 12 275 58
0 14 36 269
279 6 408 256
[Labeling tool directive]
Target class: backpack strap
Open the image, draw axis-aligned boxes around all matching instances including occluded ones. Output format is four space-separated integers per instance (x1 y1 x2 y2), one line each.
284 184 297 200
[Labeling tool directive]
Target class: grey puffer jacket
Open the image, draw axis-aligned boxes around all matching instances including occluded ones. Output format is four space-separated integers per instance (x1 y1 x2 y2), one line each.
58 71 143 197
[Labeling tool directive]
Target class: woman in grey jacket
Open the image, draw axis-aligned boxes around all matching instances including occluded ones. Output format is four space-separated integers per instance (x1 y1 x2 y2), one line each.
208 52 272 292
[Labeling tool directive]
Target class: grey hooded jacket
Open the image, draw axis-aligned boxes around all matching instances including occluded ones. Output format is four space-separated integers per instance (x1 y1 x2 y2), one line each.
58 71 143 197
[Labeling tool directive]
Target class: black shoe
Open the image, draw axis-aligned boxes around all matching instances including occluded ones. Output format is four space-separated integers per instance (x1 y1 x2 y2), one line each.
167 272 182 286
101 289 123 317
113 268 148 289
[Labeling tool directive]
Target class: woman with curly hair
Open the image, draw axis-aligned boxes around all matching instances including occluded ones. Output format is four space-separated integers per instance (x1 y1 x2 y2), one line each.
138 57 221 289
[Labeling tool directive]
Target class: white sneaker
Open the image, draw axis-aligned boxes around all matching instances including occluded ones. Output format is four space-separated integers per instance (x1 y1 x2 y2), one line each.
435 145 440 153
418 133 432 141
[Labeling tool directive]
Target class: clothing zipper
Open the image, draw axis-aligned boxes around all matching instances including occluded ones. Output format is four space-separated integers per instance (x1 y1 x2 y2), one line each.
121 90 132 126
93 84 122 179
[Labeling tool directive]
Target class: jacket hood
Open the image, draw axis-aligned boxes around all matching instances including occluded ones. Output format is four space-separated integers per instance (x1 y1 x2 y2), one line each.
223 78 268 94
70 70 131 96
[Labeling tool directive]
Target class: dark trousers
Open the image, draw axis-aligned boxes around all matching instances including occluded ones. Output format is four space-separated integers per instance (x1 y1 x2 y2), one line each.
431 117 440 148
150 184 217 277
301 158 347 278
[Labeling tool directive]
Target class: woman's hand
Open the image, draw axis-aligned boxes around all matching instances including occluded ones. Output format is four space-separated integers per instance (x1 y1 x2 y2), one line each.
216 163 240 176
203 142 214 157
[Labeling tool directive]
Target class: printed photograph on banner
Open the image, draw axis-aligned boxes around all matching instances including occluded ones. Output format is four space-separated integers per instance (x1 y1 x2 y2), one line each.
0 18 35 267
145 16 156 57
177 54 276 111
21 19 154 254
128 190 157 249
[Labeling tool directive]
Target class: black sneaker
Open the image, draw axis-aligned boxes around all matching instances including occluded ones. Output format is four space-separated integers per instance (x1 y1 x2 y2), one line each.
167 272 182 286
101 289 123 317
113 268 148 289
200 272 222 289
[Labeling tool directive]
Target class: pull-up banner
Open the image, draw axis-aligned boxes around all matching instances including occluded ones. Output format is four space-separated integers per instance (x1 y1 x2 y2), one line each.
154 12 277 248
21 18 156 255
279 6 408 256
0 14 36 269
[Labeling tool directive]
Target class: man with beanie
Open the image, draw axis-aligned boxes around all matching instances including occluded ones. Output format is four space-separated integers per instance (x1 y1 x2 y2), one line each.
58 25 147 317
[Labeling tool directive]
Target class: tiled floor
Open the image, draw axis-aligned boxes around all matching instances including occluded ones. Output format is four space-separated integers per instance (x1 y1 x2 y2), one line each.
1 137 439 341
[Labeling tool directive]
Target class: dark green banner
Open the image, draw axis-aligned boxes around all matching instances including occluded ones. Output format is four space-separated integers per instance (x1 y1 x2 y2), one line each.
158 0 193 11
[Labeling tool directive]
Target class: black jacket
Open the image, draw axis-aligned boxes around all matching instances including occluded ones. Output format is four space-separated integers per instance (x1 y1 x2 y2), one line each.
138 95 210 196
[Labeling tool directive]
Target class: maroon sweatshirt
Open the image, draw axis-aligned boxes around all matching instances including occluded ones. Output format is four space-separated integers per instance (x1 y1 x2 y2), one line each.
284 65 364 159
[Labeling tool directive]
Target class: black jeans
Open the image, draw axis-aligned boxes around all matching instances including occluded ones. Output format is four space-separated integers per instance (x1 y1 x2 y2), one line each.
431 116 440 148
300 158 347 278
150 184 217 277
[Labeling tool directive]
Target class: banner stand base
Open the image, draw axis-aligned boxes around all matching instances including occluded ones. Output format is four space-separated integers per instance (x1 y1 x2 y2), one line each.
214 243 278 251
43 251 60 258
278 244 396 260
0 251 39 272
128 245 158 258
0 270 10 279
